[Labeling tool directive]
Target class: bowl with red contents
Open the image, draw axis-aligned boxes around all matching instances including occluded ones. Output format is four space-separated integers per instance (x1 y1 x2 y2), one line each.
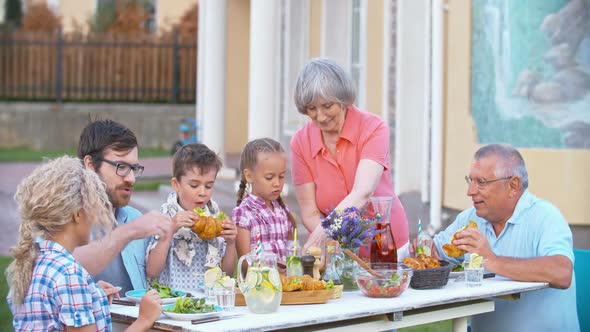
354 263 413 298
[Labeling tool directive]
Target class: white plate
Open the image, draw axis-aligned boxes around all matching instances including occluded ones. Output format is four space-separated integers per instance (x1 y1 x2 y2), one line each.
449 271 464 278
125 289 186 305
161 304 223 321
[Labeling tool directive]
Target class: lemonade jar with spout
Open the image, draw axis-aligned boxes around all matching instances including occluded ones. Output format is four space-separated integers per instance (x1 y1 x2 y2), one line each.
238 251 282 313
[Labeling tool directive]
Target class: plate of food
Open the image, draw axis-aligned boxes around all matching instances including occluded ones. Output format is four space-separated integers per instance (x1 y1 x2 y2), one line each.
162 297 222 321
450 264 465 278
125 281 186 304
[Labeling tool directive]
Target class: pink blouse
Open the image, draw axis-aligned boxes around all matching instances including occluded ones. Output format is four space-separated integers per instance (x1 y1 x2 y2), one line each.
290 105 409 247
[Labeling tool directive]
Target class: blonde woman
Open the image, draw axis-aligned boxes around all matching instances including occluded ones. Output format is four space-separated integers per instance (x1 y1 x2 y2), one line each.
6 156 161 331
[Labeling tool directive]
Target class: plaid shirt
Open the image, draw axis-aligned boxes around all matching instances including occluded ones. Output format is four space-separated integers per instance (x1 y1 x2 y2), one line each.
8 240 111 331
231 193 293 261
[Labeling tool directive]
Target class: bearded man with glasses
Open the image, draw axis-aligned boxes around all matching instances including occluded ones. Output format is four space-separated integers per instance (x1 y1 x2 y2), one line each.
73 119 171 295
428 143 578 331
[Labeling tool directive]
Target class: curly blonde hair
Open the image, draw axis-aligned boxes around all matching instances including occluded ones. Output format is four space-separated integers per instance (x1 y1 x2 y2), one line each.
6 156 115 305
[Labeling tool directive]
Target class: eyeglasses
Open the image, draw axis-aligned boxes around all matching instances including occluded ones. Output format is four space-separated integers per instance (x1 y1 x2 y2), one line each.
98 157 144 178
465 175 512 189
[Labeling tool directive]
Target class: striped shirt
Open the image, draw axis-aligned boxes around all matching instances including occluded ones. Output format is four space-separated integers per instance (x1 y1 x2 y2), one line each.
231 193 292 261
8 240 111 331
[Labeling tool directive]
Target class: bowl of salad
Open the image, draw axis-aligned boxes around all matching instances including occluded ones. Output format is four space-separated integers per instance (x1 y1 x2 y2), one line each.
354 263 413 298
162 297 222 321
125 280 186 304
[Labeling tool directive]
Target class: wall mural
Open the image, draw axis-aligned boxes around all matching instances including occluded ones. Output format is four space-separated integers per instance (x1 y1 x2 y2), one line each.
471 0 590 149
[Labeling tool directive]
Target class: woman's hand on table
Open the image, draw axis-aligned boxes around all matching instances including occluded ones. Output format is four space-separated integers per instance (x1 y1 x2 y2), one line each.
96 280 120 305
302 224 327 255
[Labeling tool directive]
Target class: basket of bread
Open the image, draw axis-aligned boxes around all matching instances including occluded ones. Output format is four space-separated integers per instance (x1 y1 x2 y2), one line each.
403 255 451 289
403 220 479 289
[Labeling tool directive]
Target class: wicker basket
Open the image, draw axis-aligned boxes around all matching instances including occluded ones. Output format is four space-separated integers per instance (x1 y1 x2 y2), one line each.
410 260 452 289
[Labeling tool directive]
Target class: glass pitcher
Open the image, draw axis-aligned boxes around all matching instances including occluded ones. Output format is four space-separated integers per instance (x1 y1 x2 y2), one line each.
322 240 343 285
368 196 398 263
237 251 282 314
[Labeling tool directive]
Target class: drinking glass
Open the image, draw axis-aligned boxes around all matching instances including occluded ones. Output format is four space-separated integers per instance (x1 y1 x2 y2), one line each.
213 287 236 311
286 240 303 276
464 266 484 287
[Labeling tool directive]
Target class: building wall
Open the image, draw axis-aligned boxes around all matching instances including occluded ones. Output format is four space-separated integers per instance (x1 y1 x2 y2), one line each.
0 102 193 150
157 0 196 33
54 0 196 34
365 0 384 115
443 0 590 226
57 0 94 34
224 0 249 153
309 0 321 58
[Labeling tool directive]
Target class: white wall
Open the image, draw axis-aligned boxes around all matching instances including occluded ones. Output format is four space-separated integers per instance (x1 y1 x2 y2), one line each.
394 0 430 195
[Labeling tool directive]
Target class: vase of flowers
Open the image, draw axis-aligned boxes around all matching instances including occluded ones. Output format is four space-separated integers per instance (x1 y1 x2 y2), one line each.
321 207 380 291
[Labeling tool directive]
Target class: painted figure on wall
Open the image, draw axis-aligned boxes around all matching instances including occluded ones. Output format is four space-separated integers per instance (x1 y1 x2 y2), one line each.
471 0 590 149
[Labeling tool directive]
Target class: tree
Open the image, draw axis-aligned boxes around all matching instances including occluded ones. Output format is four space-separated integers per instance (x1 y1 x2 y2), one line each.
21 1 61 32
4 0 23 29
92 0 151 35
174 2 198 39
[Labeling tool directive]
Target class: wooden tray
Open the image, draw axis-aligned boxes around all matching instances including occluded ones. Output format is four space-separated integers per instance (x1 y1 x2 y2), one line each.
235 289 334 306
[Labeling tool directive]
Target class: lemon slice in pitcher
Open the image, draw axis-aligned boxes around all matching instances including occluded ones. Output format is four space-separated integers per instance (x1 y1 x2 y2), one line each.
468 253 483 269
268 269 281 288
245 270 261 289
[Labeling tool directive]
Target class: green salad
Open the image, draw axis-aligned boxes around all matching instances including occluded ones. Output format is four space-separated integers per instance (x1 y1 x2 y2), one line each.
452 264 465 272
149 280 183 299
165 297 216 314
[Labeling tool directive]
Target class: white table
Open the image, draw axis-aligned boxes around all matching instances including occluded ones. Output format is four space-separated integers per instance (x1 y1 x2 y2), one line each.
111 277 547 331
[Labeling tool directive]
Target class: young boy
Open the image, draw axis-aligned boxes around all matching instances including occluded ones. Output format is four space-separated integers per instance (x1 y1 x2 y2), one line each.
146 143 237 290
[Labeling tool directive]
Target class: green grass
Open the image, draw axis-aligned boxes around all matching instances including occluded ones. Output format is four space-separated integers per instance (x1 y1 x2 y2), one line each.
134 178 170 192
1 256 14 332
0 147 169 162
399 320 452 332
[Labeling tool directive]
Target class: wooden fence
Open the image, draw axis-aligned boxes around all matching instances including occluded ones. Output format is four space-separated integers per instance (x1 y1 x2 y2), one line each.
0 30 197 103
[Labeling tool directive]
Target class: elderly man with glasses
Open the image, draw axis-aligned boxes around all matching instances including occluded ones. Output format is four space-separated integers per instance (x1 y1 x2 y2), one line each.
427 143 579 331
73 119 171 294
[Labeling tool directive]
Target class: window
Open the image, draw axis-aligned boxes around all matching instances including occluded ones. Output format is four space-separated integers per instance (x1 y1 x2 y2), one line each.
280 0 310 136
350 0 366 109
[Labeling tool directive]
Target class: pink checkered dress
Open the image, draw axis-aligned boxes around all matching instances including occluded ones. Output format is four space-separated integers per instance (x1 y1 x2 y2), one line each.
231 193 293 261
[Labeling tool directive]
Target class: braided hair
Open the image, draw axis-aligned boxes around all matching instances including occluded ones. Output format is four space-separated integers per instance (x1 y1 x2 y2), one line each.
7 156 115 305
236 138 297 231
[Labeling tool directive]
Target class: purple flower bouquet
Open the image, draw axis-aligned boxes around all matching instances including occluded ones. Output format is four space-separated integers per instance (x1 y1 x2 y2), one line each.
321 206 381 251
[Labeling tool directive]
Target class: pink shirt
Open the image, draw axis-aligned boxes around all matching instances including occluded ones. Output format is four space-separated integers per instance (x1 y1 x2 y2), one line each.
290 106 409 247
231 193 293 261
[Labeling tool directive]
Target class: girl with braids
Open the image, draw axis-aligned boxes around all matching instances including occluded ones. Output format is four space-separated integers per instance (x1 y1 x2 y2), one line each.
231 138 297 265
6 156 161 331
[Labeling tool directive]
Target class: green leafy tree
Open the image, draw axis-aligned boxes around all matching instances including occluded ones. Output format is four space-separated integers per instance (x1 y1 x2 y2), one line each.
92 0 152 34
4 0 23 29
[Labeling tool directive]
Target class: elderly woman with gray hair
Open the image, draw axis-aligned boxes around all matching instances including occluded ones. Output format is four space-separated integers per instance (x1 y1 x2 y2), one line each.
290 58 409 256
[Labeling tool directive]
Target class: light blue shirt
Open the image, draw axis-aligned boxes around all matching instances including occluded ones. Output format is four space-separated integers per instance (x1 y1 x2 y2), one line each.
95 206 148 293
434 190 579 332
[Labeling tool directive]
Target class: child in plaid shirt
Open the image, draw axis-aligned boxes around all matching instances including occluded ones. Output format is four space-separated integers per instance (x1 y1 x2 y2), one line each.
146 143 237 291
7 156 161 331
232 138 297 265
